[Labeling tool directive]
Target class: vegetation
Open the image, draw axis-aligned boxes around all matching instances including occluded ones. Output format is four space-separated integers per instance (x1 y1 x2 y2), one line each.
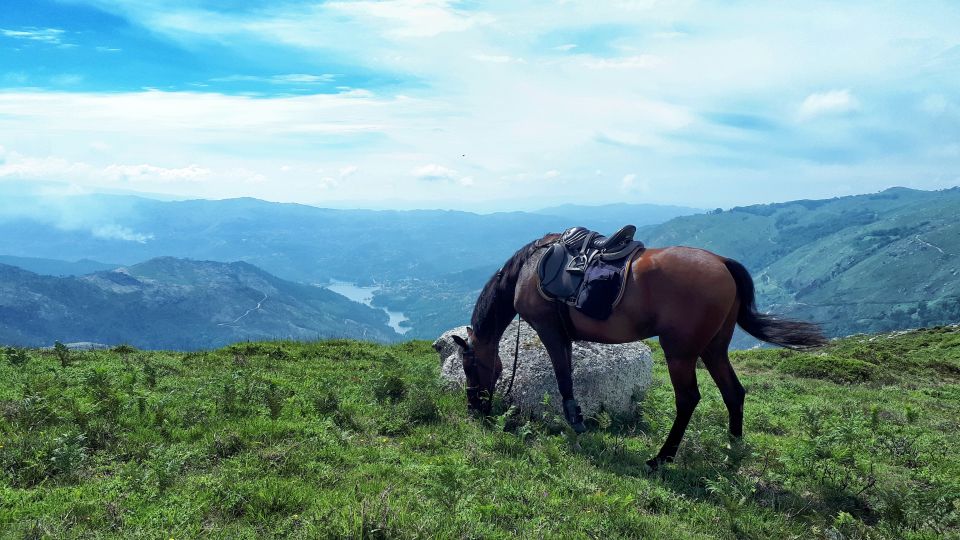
1 326 958 538
0 258 397 349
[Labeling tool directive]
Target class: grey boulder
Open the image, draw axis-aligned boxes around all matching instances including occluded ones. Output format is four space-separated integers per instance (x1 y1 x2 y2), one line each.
433 319 654 419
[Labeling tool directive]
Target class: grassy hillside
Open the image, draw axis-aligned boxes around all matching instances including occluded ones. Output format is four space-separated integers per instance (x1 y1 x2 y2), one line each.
642 187 960 344
2 327 958 538
0 257 397 349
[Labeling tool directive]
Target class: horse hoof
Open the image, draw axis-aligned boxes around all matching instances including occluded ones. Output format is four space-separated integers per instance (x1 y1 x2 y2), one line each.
644 458 661 473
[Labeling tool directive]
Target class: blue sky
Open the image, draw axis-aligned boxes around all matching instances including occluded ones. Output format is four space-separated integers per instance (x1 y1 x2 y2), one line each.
1 0 959 210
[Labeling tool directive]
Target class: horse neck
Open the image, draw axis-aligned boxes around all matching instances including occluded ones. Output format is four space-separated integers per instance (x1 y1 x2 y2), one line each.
477 267 521 351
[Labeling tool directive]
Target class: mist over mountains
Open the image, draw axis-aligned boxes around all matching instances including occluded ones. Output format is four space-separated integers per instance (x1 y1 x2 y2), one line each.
1 185 958 349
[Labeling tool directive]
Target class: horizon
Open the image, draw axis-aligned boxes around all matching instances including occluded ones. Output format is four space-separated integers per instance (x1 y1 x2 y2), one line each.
2 1 959 211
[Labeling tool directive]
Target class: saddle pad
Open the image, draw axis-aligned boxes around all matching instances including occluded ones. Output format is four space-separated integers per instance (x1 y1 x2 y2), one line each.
537 243 643 320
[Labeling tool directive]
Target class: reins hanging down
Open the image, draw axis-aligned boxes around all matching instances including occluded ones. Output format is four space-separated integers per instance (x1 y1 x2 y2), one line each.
504 314 521 398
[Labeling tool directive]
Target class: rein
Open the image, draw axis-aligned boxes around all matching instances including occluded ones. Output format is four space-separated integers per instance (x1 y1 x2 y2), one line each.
504 314 522 398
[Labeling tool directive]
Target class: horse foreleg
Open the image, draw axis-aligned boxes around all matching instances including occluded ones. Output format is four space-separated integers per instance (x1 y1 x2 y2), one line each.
649 356 700 470
532 324 585 433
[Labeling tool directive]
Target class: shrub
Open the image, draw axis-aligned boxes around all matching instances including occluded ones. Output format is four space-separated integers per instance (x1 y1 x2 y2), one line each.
264 381 289 420
312 387 340 416
54 341 70 368
373 371 407 403
778 352 878 384
211 432 246 460
111 344 138 355
404 390 440 425
5 347 29 366
50 432 88 481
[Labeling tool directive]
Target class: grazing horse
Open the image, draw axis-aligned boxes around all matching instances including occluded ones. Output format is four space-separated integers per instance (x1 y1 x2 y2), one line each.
450 233 826 470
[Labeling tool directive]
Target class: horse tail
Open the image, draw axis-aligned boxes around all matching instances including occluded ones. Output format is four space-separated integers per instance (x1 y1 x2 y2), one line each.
723 259 828 349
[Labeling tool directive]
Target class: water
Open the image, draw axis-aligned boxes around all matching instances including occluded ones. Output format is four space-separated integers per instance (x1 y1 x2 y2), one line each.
323 280 411 335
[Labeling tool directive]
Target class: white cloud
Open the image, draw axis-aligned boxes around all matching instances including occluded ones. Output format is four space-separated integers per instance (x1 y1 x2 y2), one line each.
543 170 560 179
102 163 211 183
327 0 495 38
1 27 65 44
413 163 459 181
338 165 359 178
472 53 524 64
582 54 661 69
210 73 336 84
318 176 339 189
620 173 650 193
2 2 960 208
798 89 860 120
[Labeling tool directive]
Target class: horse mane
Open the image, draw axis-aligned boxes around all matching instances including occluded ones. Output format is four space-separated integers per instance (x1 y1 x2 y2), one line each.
470 233 557 342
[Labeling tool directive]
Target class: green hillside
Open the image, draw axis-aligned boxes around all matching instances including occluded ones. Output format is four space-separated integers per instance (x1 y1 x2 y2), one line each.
2 327 957 538
0 258 397 349
642 187 960 343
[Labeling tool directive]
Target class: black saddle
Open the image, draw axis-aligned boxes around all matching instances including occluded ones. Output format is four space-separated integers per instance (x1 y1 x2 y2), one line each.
537 225 645 320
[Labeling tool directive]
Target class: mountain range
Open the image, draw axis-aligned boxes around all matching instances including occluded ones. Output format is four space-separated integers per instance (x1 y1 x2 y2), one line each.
1 186 958 348
0 257 396 349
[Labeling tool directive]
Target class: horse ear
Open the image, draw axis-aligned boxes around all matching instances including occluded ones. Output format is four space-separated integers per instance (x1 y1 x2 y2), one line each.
466 326 475 339
451 335 469 350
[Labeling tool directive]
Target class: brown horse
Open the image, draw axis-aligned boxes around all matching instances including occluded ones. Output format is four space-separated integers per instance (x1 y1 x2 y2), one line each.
450 233 826 470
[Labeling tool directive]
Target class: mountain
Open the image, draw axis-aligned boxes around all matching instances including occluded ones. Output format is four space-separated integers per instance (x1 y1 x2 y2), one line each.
2 187 959 344
0 194 692 285
0 255 118 276
534 202 702 230
640 186 960 342
0 258 397 349
372 187 960 342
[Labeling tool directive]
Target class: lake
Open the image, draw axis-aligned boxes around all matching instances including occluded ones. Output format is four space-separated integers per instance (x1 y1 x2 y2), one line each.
323 280 411 335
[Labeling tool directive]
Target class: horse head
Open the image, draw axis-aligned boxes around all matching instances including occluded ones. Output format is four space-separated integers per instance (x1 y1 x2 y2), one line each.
452 327 502 414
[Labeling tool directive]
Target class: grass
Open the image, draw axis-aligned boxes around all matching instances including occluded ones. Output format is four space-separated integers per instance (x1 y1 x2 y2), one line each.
1 328 959 539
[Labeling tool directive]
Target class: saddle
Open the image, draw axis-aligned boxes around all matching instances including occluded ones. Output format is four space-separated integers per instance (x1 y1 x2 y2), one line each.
537 225 645 320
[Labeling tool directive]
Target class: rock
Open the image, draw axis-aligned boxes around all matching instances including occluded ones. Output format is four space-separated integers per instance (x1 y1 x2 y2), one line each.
433 320 654 419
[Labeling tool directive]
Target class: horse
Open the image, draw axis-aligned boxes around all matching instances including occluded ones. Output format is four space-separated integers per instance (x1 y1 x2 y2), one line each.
450 232 827 470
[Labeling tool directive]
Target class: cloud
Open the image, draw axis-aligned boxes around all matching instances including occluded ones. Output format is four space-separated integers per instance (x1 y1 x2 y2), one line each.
582 54 661 69
210 73 336 85
1 2 960 208
798 89 861 120
0 27 66 45
472 53 524 64
102 164 212 183
413 163 459 182
328 0 495 38
338 165 359 178
620 173 650 193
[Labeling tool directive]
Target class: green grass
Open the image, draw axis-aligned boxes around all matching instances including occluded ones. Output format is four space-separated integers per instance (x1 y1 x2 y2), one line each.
2 328 959 539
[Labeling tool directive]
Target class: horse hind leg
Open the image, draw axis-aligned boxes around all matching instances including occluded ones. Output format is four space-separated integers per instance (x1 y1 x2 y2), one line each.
648 346 701 470
701 312 746 439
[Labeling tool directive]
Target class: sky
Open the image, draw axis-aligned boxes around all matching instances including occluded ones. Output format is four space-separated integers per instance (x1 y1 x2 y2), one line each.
1 0 959 211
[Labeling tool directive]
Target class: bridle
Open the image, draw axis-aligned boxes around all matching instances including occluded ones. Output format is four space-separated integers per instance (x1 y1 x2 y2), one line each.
463 313 522 400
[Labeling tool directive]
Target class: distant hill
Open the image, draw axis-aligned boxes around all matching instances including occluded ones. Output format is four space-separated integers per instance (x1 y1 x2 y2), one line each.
374 187 960 342
0 255 118 276
0 194 692 285
1 187 958 343
534 202 702 230
0 258 397 349
640 186 960 343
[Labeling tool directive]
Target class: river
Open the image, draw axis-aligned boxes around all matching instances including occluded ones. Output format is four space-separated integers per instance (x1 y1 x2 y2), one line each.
323 280 411 335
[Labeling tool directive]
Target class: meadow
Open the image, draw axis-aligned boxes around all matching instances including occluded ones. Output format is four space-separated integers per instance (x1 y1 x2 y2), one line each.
1 326 958 538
